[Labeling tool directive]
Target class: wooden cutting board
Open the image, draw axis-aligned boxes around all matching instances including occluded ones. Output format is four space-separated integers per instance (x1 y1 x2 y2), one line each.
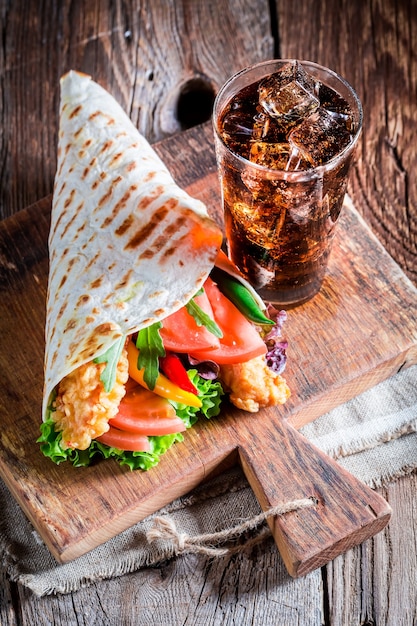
0 123 416 577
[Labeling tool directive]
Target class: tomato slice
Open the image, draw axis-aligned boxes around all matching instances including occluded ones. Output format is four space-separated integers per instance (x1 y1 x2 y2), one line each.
191 277 267 364
160 289 220 353
96 427 151 452
109 384 187 436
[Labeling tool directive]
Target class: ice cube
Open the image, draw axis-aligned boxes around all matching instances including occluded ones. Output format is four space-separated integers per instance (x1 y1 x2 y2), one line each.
229 201 282 251
288 107 353 166
318 83 352 119
252 110 284 142
241 166 276 201
221 111 254 141
230 200 256 221
258 61 320 122
252 111 271 141
244 206 287 251
250 142 292 169
249 141 311 171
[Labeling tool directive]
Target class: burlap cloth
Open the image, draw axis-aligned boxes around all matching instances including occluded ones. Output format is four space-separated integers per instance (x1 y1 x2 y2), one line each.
1 364 416 597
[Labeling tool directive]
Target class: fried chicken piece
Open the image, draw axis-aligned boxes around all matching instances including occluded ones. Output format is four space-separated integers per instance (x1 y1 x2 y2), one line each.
220 355 290 413
52 346 129 450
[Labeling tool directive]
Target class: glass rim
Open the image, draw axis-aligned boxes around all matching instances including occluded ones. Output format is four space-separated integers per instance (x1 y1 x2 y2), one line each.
213 58 363 180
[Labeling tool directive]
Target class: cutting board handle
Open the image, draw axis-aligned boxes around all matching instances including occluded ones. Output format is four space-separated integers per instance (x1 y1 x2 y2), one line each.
236 417 391 577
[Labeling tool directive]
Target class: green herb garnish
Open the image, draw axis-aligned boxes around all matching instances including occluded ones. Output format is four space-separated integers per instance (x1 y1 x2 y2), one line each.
186 290 223 338
135 322 165 390
93 336 125 392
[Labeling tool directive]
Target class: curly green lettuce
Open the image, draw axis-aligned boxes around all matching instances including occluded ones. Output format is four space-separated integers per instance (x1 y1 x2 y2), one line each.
38 369 224 471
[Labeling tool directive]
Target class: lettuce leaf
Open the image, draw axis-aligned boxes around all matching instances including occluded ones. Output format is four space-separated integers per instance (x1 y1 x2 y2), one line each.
169 369 224 428
37 421 185 471
38 371 224 471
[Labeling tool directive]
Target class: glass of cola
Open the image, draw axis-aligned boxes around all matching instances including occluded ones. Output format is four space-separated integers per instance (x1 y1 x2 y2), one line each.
213 60 363 307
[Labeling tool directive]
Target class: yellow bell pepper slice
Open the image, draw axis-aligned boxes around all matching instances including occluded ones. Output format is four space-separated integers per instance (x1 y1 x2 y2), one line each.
126 340 202 408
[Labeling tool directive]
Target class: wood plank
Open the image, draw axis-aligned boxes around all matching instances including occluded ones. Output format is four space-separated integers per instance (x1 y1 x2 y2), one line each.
275 0 417 288
236 418 391 577
0 0 414 622
0 571 18 626
325 474 417 625
0 123 415 572
5 484 417 622
275 0 417 619
0 0 273 219
13 540 322 625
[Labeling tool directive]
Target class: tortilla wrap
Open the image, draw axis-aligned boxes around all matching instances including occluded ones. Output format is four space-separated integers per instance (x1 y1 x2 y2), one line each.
43 70 222 421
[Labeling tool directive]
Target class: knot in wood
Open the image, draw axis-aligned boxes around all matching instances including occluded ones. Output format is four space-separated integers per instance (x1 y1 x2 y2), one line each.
175 76 216 130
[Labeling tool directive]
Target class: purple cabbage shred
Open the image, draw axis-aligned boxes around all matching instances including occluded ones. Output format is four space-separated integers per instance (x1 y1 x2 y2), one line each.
264 307 288 375
186 355 220 380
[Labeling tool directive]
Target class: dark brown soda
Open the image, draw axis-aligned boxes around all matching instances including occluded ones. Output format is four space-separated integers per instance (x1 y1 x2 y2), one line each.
217 69 355 307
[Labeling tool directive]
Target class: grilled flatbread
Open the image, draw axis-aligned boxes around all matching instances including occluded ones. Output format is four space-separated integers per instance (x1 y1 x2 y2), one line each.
43 70 222 421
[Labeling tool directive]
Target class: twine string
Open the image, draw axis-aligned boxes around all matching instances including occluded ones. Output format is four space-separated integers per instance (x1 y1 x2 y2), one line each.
146 497 317 558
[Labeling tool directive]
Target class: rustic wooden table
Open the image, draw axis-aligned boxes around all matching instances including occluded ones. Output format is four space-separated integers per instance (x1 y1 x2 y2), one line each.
1 0 416 624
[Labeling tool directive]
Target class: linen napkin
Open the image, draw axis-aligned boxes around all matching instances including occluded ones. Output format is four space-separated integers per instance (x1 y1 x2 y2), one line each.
1 364 416 597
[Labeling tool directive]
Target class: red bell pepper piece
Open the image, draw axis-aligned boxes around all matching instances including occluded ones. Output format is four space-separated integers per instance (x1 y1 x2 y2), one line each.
159 352 199 395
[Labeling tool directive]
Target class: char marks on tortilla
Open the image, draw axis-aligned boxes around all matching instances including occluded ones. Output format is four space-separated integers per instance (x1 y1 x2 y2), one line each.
43 70 222 421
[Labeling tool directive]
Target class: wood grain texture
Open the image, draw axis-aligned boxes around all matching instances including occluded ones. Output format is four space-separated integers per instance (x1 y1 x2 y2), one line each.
236 419 391 577
3 542 323 625
275 0 417 287
0 570 17 626
325 473 417 626
274 0 417 621
2 480 415 626
0 0 273 218
1 123 415 572
0 0 416 623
